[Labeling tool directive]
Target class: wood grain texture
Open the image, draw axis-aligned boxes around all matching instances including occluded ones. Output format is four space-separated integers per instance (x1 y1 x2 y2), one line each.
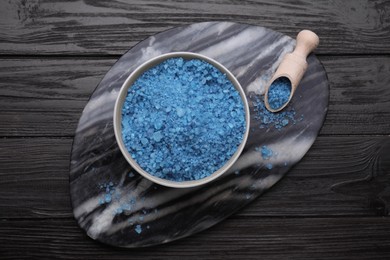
0 56 389 137
0 0 389 55
0 0 389 257
1 136 388 219
0 138 73 219
0 58 114 136
1 217 390 260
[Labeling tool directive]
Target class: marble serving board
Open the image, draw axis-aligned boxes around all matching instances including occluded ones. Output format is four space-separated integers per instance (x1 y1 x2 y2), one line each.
70 22 329 248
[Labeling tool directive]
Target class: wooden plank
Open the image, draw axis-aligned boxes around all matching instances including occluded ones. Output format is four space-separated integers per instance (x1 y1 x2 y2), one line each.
0 56 389 136
0 138 73 218
0 58 115 137
0 0 389 55
321 56 390 135
0 58 113 100
0 136 388 219
0 217 389 259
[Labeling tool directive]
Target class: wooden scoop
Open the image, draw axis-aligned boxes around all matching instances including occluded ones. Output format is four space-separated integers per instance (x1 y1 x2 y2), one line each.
264 30 319 112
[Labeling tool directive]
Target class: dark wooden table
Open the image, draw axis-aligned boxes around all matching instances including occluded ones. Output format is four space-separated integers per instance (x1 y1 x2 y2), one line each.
0 1 389 259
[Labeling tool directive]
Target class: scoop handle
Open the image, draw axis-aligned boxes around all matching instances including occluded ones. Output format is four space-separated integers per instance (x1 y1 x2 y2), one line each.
293 30 320 59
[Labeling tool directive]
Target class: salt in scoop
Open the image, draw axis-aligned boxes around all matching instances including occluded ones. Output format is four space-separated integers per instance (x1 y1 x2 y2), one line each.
264 30 319 112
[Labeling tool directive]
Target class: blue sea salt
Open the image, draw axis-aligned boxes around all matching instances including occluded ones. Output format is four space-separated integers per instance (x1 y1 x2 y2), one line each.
98 182 115 205
140 138 149 145
255 145 274 170
104 194 111 203
135 224 142 234
152 131 163 142
252 94 301 130
267 77 291 110
121 57 246 182
260 145 273 160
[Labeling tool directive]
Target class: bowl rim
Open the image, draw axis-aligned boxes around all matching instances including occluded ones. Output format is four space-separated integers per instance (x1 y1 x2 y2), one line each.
113 52 250 188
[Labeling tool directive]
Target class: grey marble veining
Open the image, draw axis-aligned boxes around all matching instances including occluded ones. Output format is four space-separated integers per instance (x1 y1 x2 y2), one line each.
70 22 329 247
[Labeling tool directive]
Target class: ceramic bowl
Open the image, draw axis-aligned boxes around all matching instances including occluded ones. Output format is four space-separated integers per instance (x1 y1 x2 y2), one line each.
113 52 250 188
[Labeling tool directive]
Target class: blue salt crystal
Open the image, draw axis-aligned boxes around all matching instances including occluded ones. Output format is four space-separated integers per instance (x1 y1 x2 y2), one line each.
176 58 183 67
261 145 273 160
119 204 129 211
140 137 149 145
152 131 163 142
104 194 111 203
252 94 298 130
121 57 246 182
135 225 142 234
128 172 135 177
154 119 163 130
176 107 185 117
265 163 273 170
